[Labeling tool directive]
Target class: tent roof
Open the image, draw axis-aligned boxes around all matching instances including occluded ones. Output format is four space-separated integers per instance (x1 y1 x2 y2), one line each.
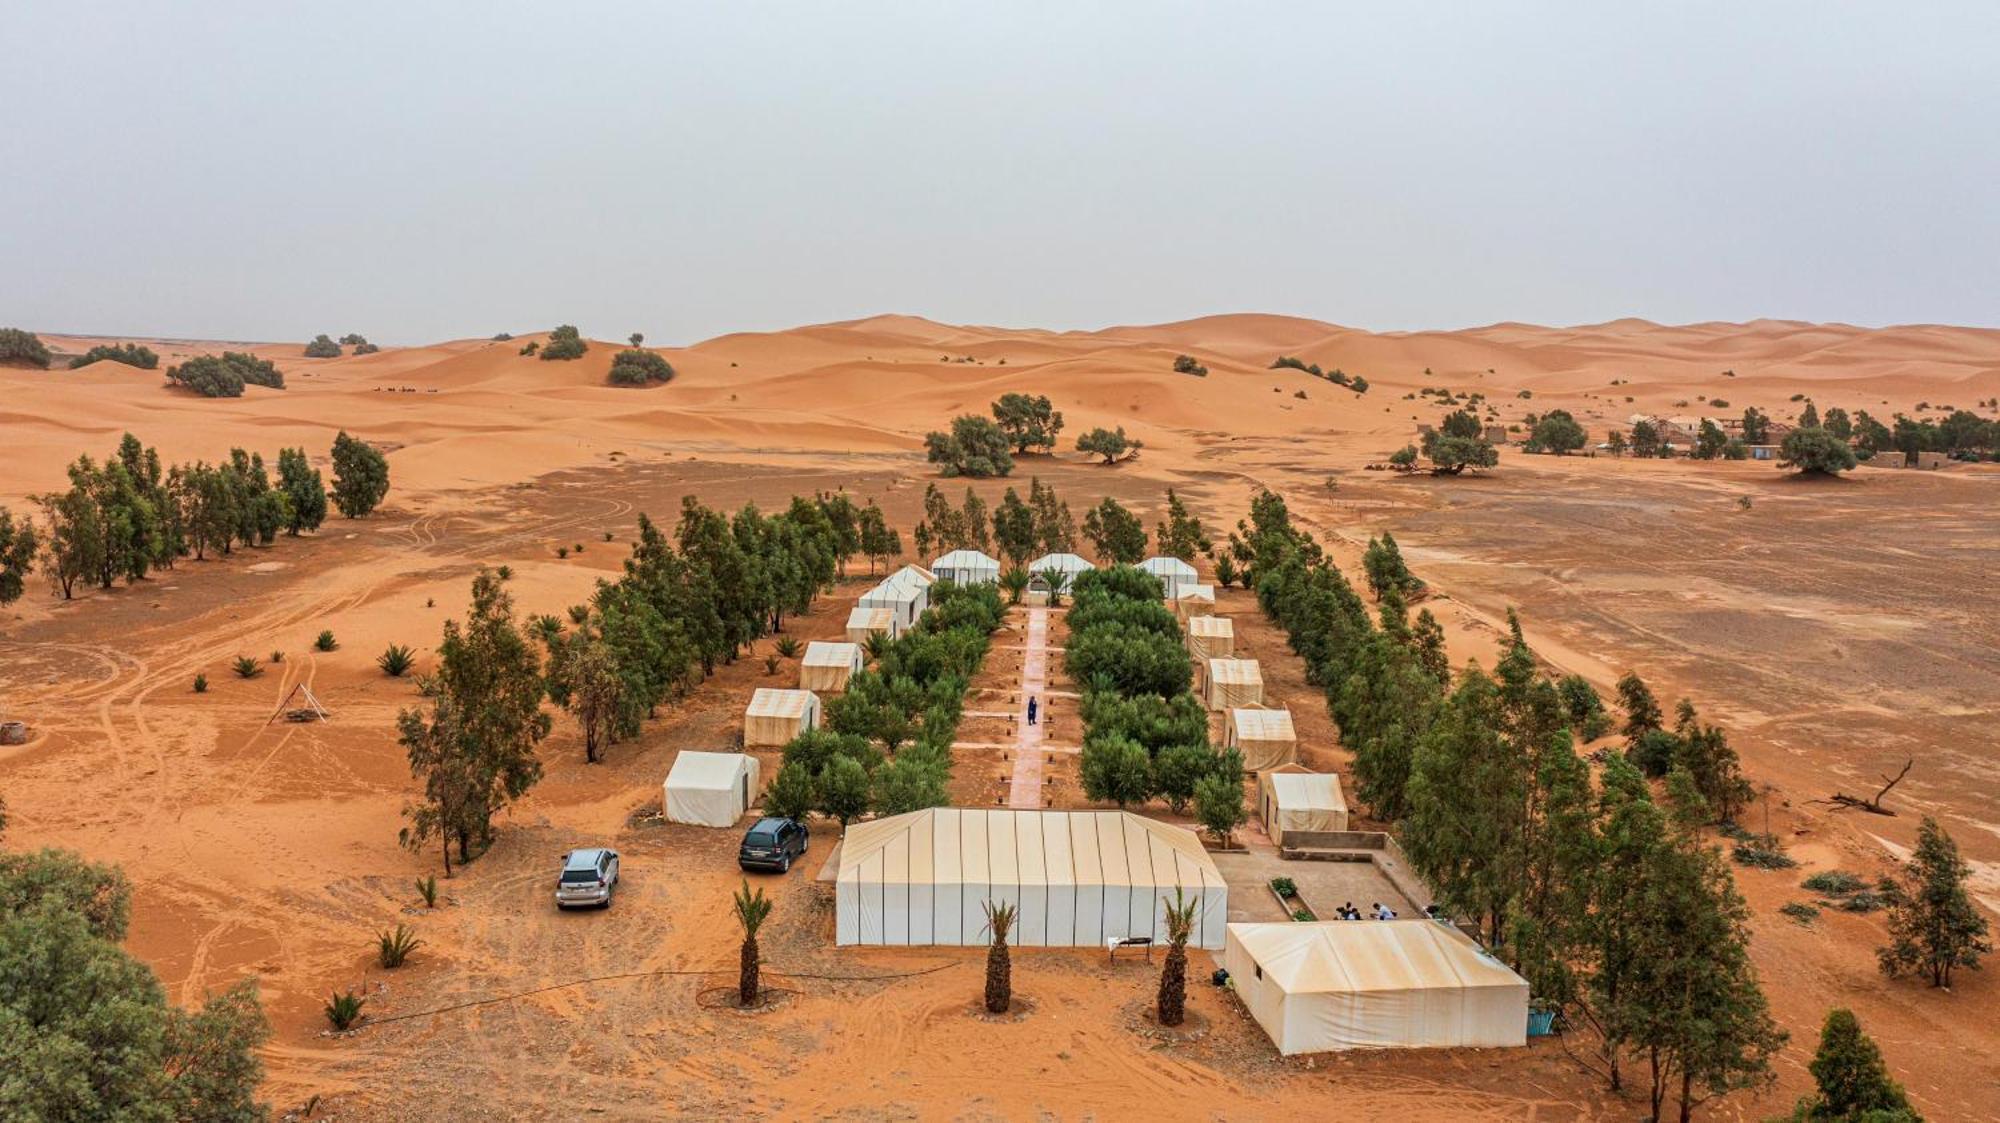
747 688 818 719
861 578 922 606
846 606 894 628
1028 552 1096 574
1229 921 1527 995
1178 584 1216 602
1266 770 1343 815
1140 556 1199 579
931 549 1000 570
1232 707 1296 742
1207 658 1261 685
838 808 1225 890
665 750 755 791
803 641 863 668
1187 615 1233 637
889 563 936 587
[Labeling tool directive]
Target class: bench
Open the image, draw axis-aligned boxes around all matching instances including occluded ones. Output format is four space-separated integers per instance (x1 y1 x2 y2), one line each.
1106 935 1153 963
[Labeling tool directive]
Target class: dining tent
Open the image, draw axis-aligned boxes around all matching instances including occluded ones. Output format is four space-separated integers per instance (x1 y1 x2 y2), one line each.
835 808 1229 949
743 688 821 748
1203 658 1263 710
1185 614 1234 660
663 751 761 828
845 606 894 645
1223 921 1529 1054
930 549 1001 586
1229 707 1299 772
800 641 865 693
1140 556 1200 599
1026 553 1095 595
1257 768 1348 841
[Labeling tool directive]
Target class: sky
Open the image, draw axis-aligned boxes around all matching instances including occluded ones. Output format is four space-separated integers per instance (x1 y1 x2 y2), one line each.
4 2 1997 345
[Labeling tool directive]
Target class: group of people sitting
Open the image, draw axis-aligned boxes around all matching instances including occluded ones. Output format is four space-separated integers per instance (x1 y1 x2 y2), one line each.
1333 901 1398 921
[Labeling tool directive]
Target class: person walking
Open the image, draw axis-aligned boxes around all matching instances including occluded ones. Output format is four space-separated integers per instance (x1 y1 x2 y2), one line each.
1027 696 1039 725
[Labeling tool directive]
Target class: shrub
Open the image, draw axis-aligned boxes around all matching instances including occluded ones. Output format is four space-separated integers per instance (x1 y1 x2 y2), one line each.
231 656 262 679
415 875 438 908
303 334 342 358
192 673 208 693
1076 426 1140 465
774 636 801 659
492 331 514 341
270 651 285 665
0 327 52 368
165 351 285 398
68 343 160 370
1836 890 1886 913
1172 354 1208 377
377 644 415 676
324 990 365 1031
1269 877 1297 898
1781 901 1820 925
314 630 338 652
556 546 569 559
376 924 421 968
540 324 588 361
924 415 1015 478
518 341 540 356
764 654 780 675
1292 908 1315 922
1803 870 1867 896
607 348 674 386
1732 840 1798 869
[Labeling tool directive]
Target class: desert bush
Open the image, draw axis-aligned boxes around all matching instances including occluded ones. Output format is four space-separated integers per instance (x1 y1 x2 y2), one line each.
607 348 674 386
69 343 160 370
763 654 780 675
0 327 52 368
556 546 569 559
165 351 285 397
1836 890 1886 913
324 990 365 1031
375 924 421 968
314 630 338 652
1733 840 1799 869
924 415 1014 477
774 636 801 659
303 335 342 358
193 674 208 693
415 875 438 908
232 656 262 679
1781 901 1820 925
492 331 514 341
1270 877 1297 898
270 650 285 665
1172 354 1208 377
1292 908 1315 922
540 324 588 361
1803 870 1866 896
378 644 415 676
518 341 539 356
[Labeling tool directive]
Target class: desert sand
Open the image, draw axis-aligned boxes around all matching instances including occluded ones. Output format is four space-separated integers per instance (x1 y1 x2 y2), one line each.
2 314 1997 1119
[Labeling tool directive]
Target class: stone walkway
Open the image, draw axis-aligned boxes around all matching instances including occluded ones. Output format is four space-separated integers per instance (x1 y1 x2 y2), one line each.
1006 606 1051 808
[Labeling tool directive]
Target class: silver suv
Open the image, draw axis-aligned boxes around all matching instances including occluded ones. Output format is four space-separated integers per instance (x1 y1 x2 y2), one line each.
555 847 620 909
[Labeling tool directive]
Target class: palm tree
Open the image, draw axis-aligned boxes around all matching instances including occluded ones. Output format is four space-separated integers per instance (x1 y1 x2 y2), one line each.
1157 888 1199 1027
733 880 774 1006
1036 566 1068 607
999 567 1030 605
981 900 1017 1013
862 630 892 661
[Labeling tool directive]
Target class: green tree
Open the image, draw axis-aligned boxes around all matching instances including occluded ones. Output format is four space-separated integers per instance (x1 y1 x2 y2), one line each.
0 326 53 368
1420 410 1499 474
1154 488 1209 562
1741 406 1771 444
1607 430 1628 457
1157 888 1199 1027
275 447 327 534
925 415 1015 477
303 333 342 358
1785 1008 1919 1122
1878 816 1990 988
1781 428 1859 475
857 500 901 575
1152 743 1214 815
1193 770 1246 846
68 342 160 370
540 324 588 361
1403 669 1530 946
1028 478 1076 552
0 506 38 604
608 348 674 385
990 393 1063 453
1532 409 1587 455
1362 532 1417 600
1694 419 1729 460
732 880 773 1007
540 620 625 764
1081 497 1147 563
991 487 1037 568
1617 671 1663 748
817 754 873 827
1081 734 1153 808
1823 407 1853 442
1076 426 1140 464
330 430 391 518
1631 419 1663 458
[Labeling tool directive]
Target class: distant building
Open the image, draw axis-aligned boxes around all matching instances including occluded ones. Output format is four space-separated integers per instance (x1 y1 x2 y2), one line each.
1483 425 1509 444
1747 444 1781 461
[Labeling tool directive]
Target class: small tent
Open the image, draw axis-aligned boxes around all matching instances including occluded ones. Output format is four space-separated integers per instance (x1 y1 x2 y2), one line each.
744 687 821 748
846 605 894 645
836 808 1229 949
1175 584 1217 617
1026 552 1095 595
1229 707 1299 772
1140 556 1200 600
800 641 865 693
664 751 761 828
931 549 1001 586
1223 921 1529 1054
1258 768 1347 841
1185 614 1234 660
1203 658 1263 711
859 571 928 636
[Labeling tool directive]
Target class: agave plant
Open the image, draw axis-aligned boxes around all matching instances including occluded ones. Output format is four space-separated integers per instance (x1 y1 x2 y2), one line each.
377 644 415 677
192 674 209 694
981 900 1017 1014
1157 888 1198 1027
763 655 780 676
415 875 438 908
773 635 801 659
232 656 263 679
314 630 339 652
324 990 365 1031
733 880 774 1007
376 924 421 968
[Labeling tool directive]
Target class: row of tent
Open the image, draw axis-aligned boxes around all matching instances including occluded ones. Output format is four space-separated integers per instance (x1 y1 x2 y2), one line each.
884 551 1213 602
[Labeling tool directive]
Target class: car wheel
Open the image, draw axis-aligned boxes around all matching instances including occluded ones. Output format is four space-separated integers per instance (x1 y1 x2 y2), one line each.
780 854 792 873
800 835 809 852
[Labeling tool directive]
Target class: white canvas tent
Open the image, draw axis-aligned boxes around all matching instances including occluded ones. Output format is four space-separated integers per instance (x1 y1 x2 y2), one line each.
1140 556 1200 599
1203 658 1263 710
1185 614 1234 661
931 549 1001 586
663 751 761 828
1229 707 1299 772
846 606 894 645
1175 584 1217 616
744 688 821 748
1224 921 1529 1054
1258 768 1348 839
859 571 928 637
836 808 1229 949
800 641 865 693
1026 552 1095 595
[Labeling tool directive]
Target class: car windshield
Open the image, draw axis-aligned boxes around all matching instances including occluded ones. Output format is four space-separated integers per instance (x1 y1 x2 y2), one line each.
560 868 601 883
745 831 776 845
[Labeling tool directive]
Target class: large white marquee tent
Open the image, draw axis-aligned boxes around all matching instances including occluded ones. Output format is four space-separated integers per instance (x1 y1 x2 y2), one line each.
663 751 761 828
835 808 1228 949
859 564 935 636
1140 556 1200 599
1026 553 1095 595
1224 921 1529 1054
930 549 1001 586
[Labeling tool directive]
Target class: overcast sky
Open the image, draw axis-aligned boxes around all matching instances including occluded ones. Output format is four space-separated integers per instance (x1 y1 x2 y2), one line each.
4 2 1996 344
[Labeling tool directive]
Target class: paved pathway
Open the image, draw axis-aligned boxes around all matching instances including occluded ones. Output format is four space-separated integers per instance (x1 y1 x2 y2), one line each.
1006 607 1051 808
